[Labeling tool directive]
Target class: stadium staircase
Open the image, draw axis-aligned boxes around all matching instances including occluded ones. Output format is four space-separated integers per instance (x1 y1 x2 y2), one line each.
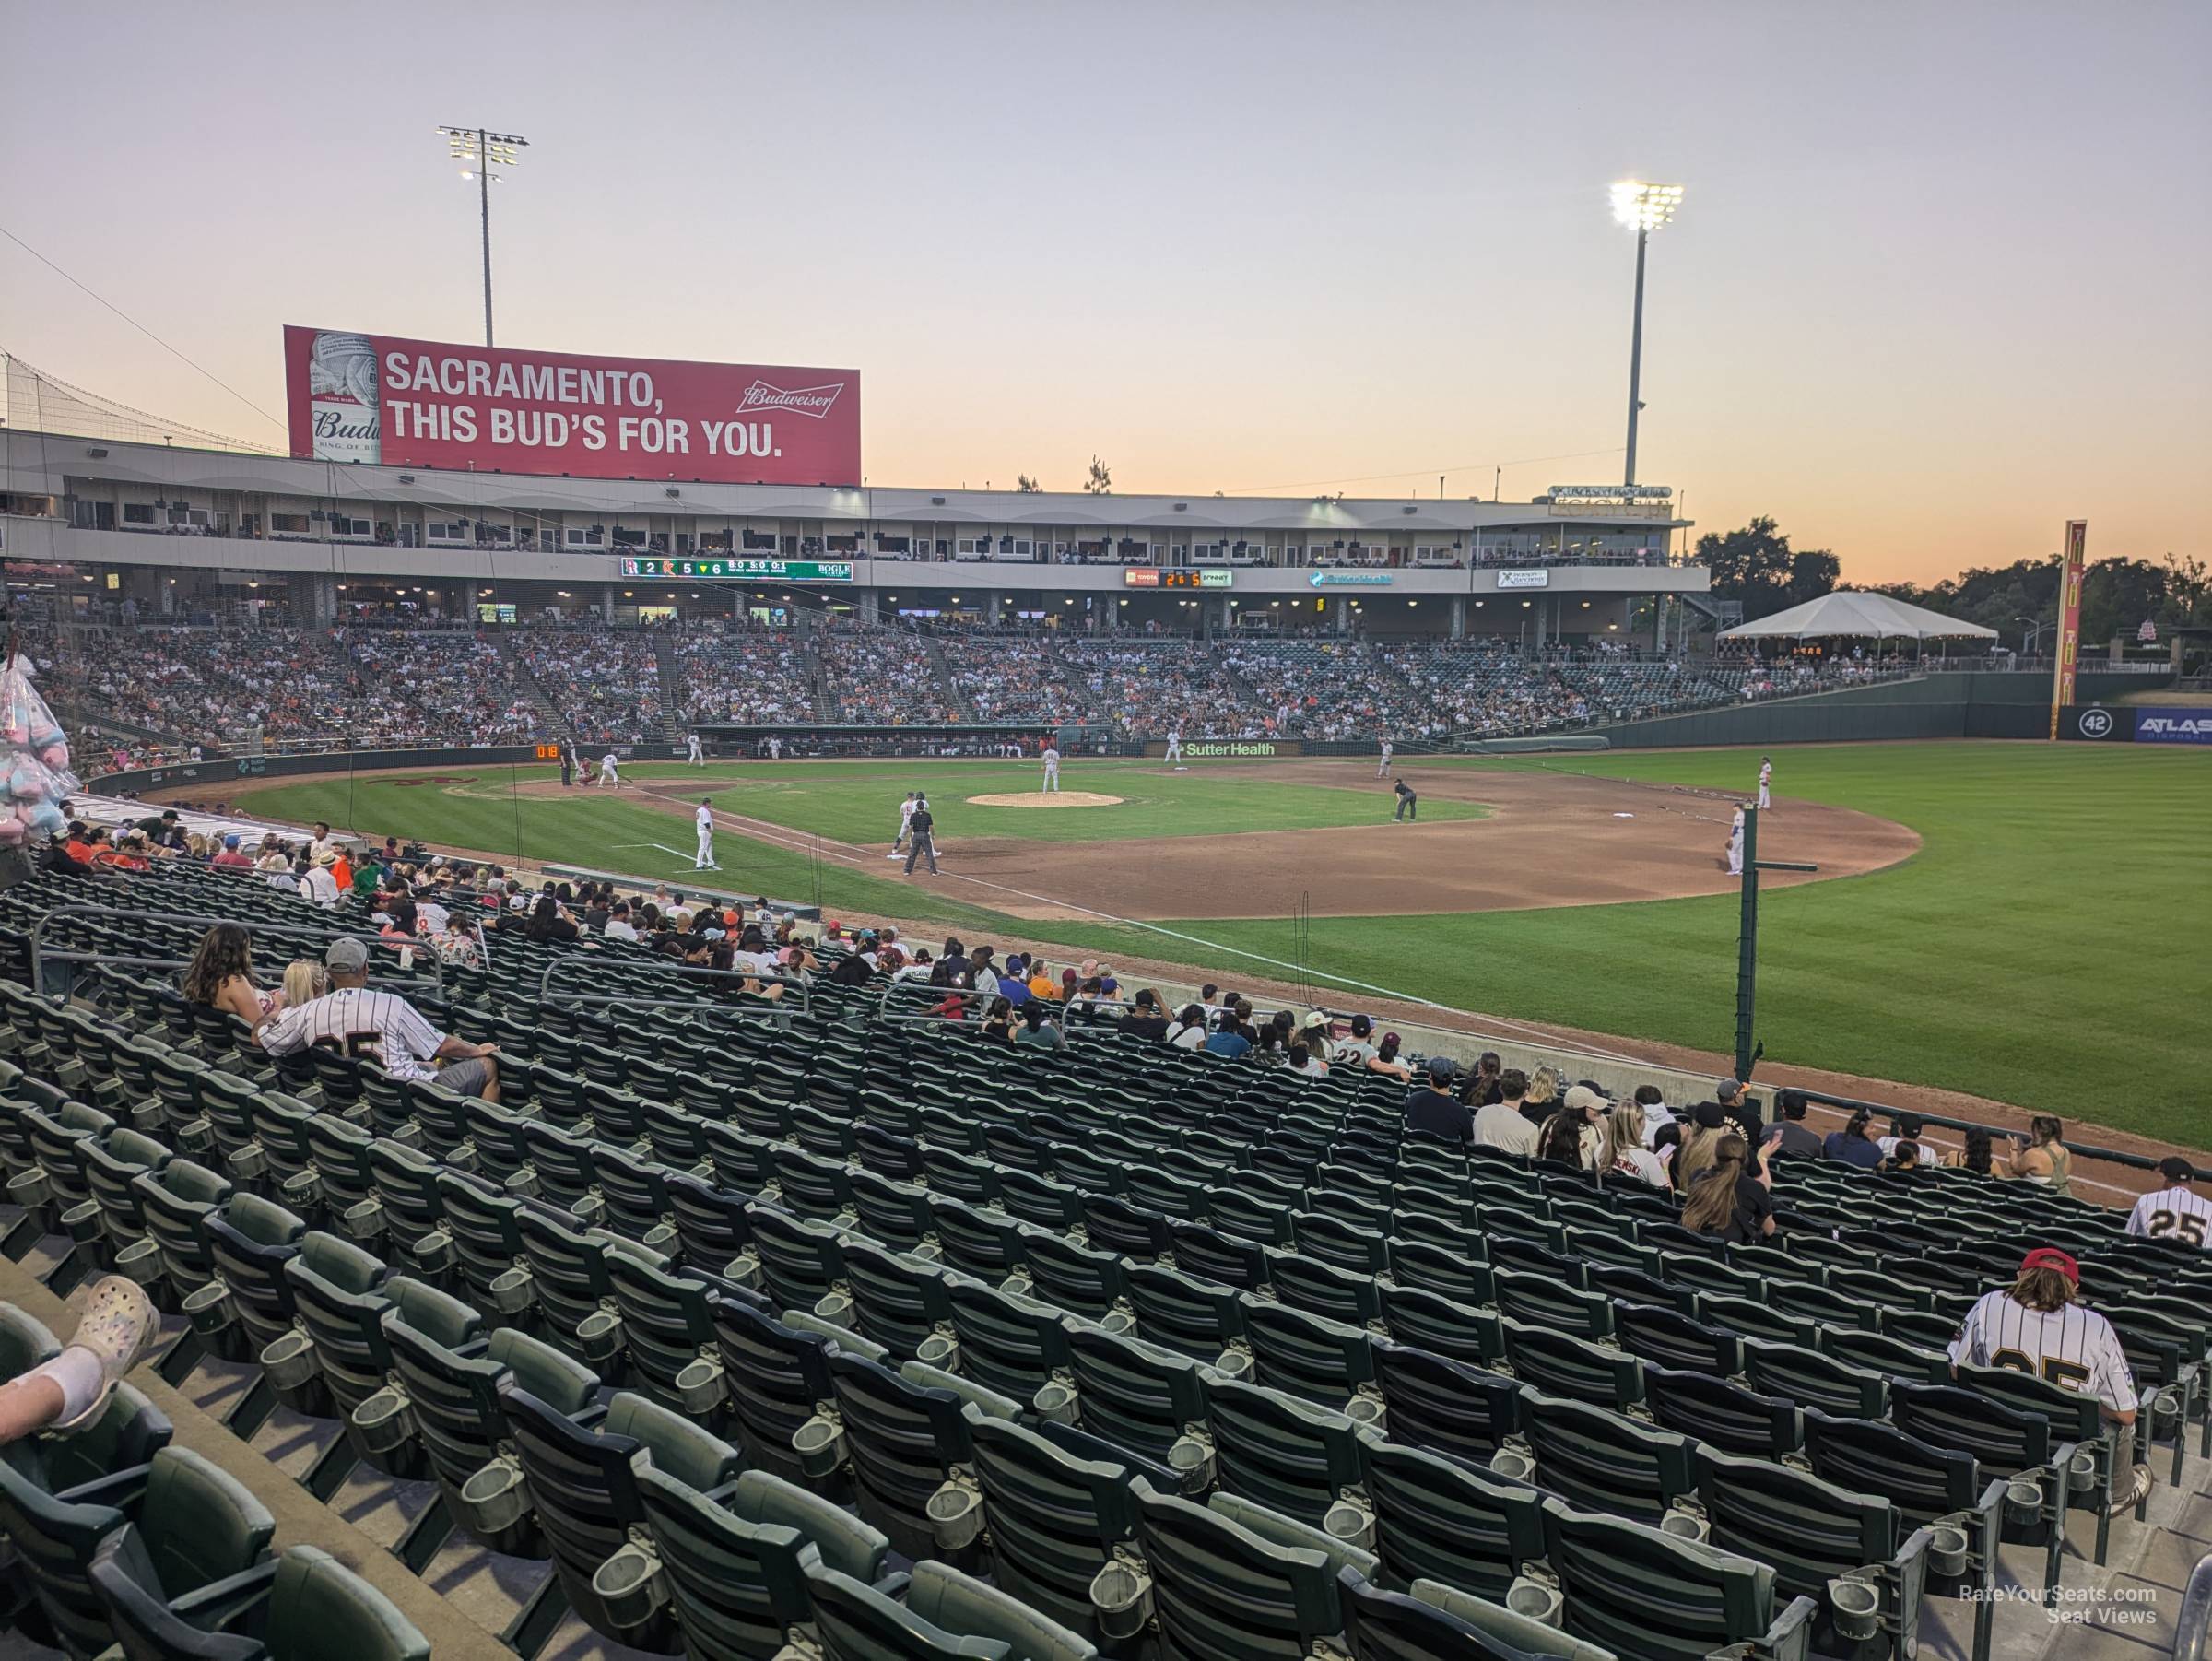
922 633 979 722
496 631 575 741
650 633 686 742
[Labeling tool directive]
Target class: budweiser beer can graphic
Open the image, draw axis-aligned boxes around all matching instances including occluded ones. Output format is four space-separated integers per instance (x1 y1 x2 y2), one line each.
307 332 382 464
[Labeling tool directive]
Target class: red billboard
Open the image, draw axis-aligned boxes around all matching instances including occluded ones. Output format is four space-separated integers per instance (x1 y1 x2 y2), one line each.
283 326 859 486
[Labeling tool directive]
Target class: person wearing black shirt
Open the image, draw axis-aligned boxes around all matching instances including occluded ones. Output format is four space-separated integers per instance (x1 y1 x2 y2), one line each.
1120 988 1170 1041
1681 1135 1776 1243
828 949 875 987
903 801 938 874
1403 1057 1472 1145
1392 780 1418 821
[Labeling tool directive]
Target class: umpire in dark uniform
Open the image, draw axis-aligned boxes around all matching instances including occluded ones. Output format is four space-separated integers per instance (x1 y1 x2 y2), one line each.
558 741 574 788
903 796 938 874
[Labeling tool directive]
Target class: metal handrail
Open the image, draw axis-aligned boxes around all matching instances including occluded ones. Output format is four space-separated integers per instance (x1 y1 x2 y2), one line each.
25 904 444 996
535 951 813 1019
2177 1554 2212 1661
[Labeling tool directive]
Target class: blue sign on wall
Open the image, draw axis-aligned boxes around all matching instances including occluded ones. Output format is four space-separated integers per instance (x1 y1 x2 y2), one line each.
2134 707 2212 744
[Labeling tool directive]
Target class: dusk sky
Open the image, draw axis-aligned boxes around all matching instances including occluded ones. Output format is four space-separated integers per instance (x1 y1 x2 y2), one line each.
6 2 2206 583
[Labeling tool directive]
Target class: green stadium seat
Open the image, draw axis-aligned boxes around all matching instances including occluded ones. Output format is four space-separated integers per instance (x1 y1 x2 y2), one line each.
812 1351 1017 1562
804 1558 1099 1661
1237 1298 1380 1417
962 1407 1145 1643
5 1444 270 1661
1368 1341 1520 1467
1358 1438 1547 1605
1514 1390 1700 1526
636 1463 890 1661
1739 1337 1889 1420
1641 1367 1802 1459
1111 1476 1375 1661
1538 1497 1818 1661
1337 1571 1619 1661
1203 1374 1372 1530
122 1159 232 1310
1498 1320 1642 1414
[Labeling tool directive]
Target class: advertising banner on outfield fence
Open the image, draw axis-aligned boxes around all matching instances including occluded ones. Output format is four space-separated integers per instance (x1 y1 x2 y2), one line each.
2134 707 2212 744
284 326 860 485
2049 519 2087 739
1146 739 1301 759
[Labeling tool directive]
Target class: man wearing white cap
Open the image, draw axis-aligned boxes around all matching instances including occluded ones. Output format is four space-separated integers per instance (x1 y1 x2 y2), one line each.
260 939 500 1099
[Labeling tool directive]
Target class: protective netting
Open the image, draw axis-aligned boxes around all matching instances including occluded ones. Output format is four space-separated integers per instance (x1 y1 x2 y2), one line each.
2 354 277 454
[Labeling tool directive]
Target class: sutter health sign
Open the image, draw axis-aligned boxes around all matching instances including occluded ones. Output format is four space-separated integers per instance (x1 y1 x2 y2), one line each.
283 326 860 485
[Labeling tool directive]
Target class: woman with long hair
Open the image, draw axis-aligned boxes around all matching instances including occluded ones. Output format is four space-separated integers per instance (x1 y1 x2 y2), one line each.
2010 1115 2073 1196
1821 1108 1884 1169
1166 1003 1207 1050
525 894 579 944
1951 1127 1995 1175
1524 1066 1561 1113
1608 1100 1668 1187
980 996 1015 1044
182 924 267 1031
280 959 329 1010
1681 1134 1776 1242
1535 1108 1590 1169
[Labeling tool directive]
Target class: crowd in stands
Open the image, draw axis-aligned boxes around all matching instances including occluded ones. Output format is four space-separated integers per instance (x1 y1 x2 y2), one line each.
15 615 1915 761
670 622 818 724
816 624 965 724
513 627 664 744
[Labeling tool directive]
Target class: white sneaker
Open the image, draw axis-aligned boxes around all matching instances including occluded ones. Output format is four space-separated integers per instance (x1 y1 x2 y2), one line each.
56 1276 159 1434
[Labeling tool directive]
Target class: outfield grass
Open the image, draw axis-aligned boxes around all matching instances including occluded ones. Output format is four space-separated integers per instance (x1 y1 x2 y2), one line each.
242 744 2208 1136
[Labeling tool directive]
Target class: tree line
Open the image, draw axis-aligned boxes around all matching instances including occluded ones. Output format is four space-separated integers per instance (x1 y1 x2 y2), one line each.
1698 517 2207 649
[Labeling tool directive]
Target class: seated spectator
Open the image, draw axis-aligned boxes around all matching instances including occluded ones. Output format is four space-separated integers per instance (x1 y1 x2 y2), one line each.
209 833 254 870
298 852 341 906
524 895 579 944
1682 1134 1776 1242
1822 1109 1885 1169
2125 1158 2209 1245
979 997 1014 1044
1877 1114 1936 1164
1520 1065 1561 1126
1765 1090 1823 1160
1203 1007 1253 1059
1466 1052 1504 1106
0 1275 159 1443
1406 1057 1473 1145
2009 1116 2073 1195
1121 990 1170 1042
260 939 500 1099
1950 1127 1995 1175
182 923 273 1035
280 959 329 1009
1366 1031 1413 1082
1013 1002 1064 1051
1608 1100 1668 1186
1677 1101 1733 1185
1165 1003 1207 1050
1490 1068 1535 1126
1632 1082 1674 1148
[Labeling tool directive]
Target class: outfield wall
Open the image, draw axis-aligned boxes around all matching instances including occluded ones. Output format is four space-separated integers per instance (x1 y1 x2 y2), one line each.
1592 671 2164 748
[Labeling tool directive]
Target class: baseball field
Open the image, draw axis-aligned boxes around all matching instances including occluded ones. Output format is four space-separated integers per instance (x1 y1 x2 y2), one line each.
230 741 2207 1140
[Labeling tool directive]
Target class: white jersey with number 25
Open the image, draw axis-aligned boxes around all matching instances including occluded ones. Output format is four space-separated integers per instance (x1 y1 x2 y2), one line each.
1947 1290 2136 1414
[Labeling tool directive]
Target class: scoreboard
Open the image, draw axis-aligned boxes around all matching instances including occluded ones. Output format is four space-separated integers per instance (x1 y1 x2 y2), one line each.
620 557 854 582
1123 568 1232 589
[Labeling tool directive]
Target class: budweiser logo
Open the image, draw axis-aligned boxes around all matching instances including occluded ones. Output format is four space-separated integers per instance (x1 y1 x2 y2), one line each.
736 380 844 418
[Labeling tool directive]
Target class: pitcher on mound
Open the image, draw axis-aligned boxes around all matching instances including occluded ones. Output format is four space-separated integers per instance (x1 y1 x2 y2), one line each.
1041 745 1062 794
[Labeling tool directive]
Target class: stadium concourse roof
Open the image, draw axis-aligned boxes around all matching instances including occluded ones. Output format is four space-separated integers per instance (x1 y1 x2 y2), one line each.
1718 589 1998 642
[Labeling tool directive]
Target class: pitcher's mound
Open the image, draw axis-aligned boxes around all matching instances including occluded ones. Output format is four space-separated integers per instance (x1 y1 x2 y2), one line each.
966 791 1124 808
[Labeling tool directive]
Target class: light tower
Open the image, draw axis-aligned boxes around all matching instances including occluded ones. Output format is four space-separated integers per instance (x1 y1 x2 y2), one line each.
437 127 529 348
1610 180 1684 487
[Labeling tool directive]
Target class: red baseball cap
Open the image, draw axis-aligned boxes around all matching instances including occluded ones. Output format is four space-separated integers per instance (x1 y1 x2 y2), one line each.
2020 1248 2079 1286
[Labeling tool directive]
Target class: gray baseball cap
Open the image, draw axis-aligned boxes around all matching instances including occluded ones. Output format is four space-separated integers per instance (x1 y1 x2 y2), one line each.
324 938 370 973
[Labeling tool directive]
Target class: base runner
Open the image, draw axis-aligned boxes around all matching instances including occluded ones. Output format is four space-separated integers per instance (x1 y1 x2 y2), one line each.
888 791 919 859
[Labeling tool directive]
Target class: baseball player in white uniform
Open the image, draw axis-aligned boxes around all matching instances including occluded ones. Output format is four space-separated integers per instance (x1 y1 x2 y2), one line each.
1041 745 1062 793
598 751 621 788
1165 728 1185 769
888 792 919 859
694 799 719 870
1725 806 1746 876
1377 738 1394 778
1949 1247 2151 1512
687 732 704 765
2126 1158 2212 1245
1757 756 1772 810
768 736 783 760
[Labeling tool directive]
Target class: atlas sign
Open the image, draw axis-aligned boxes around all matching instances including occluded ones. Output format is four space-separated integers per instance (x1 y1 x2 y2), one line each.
284 326 860 486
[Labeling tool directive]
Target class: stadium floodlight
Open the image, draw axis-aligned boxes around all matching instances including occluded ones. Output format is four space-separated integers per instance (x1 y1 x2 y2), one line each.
436 126 530 347
1609 180 1684 486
